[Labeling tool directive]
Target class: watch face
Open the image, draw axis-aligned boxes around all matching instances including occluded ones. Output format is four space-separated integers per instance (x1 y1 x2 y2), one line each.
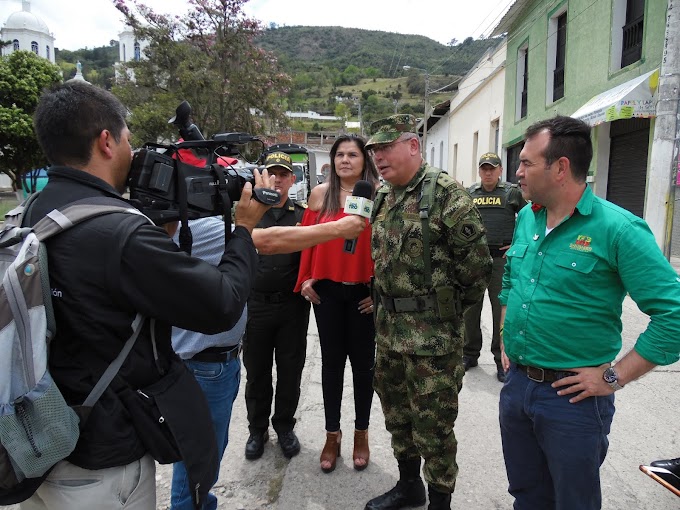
603 367 617 383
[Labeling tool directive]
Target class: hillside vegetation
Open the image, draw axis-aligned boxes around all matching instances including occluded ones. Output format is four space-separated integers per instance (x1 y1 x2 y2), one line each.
55 26 500 130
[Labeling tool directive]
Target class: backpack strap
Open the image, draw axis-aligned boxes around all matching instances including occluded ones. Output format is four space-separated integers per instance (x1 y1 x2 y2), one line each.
418 169 442 289
31 197 150 242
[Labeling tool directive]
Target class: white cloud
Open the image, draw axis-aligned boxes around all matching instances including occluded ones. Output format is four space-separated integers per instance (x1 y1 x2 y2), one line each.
0 0 512 51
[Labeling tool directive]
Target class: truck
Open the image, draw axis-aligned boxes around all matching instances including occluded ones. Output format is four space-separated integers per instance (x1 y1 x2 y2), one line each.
266 143 317 203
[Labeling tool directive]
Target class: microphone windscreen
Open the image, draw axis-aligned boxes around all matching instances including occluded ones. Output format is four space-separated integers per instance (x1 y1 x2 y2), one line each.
352 180 373 199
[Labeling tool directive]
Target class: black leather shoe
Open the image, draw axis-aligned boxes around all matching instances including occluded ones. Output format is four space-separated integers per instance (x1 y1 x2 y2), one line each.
651 457 680 477
463 357 478 371
496 367 506 383
427 485 451 510
245 430 269 460
364 479 426 510
278 430 301 458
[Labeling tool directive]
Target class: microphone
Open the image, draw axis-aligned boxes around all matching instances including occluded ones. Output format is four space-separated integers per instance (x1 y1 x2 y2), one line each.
343 180 373 254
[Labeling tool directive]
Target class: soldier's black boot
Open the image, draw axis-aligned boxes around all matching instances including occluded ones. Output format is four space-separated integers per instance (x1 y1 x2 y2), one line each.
427 485 452 510
364 458 426 510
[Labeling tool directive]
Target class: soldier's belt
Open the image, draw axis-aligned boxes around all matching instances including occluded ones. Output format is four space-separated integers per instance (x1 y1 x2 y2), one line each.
380 294 437 313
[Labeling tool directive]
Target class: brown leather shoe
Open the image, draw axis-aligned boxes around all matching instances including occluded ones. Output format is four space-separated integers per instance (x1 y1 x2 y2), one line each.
320 430 342 473
353 429 370 471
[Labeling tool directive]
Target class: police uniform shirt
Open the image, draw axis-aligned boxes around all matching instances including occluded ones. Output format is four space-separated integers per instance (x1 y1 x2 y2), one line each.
252 199 306 294
468 181 526 248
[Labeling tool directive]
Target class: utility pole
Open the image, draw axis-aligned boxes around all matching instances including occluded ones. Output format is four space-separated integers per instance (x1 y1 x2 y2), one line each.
403 65 431 160
423 72 430 162
646 0 679 256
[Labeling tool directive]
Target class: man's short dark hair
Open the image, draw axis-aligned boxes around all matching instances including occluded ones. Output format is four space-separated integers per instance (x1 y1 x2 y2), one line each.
524 115 593 182
34 81 128 166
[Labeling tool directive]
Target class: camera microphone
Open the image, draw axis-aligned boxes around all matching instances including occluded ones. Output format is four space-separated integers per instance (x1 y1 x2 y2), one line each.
343 180 373 254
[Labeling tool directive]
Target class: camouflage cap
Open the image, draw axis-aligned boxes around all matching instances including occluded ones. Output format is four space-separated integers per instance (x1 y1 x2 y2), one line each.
478 152 502 168
365 114 418 148
264 151 293 172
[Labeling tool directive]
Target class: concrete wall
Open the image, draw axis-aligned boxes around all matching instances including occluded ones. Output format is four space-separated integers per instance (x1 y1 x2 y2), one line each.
502 0 667 148
448 39 507 187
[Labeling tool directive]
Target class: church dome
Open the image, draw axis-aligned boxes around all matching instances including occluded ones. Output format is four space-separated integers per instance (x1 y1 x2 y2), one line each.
4 2 50 34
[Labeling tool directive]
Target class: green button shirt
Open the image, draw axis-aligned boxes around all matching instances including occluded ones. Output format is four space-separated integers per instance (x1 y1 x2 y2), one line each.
499 185 680 369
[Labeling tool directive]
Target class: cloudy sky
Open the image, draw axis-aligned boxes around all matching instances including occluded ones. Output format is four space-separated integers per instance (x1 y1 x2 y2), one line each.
1 0 513 51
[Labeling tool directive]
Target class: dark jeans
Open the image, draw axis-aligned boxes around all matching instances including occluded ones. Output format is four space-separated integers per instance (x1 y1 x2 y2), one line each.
171 358 240 510
243 294 310 435
463 255 505 366
313 280 376 432
499 364 615 510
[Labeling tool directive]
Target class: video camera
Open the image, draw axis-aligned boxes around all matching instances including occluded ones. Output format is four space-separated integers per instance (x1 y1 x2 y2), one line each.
127 101 280 226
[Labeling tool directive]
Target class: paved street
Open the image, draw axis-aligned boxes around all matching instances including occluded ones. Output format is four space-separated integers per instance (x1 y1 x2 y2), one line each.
3 292 679 510
145 293 678 510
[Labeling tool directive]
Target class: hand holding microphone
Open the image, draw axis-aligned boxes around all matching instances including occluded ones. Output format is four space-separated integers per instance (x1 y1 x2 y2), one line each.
343 180 373 254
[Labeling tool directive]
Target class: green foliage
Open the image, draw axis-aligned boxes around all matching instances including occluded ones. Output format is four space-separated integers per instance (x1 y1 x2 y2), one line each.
56 45 119 89
0 51 62 189
113 0 291 143
256 26 499 77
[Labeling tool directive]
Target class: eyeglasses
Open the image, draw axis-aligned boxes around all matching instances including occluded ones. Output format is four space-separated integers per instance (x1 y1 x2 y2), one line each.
367 138 411 158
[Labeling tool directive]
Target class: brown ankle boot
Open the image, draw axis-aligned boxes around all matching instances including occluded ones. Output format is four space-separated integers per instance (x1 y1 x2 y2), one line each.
320 430 341 473
353 429 370 471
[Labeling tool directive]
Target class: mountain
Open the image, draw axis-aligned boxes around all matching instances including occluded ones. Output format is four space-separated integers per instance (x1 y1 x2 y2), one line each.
255 25 500 77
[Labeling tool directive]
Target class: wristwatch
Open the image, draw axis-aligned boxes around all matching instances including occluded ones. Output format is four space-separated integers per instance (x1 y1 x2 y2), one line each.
602 366 624 391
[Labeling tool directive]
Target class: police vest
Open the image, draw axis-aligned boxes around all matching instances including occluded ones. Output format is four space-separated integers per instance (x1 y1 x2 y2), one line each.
252 200 306 294
468 182 521 247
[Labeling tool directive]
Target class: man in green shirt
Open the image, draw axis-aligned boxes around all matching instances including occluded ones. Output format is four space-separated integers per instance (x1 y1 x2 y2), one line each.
499 115 680 510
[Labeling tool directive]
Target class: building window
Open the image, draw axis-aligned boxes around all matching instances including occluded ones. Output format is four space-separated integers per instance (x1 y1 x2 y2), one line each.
516 45 529 120
430 147 435 166
621 0 644 68
453 143 458 177
490 119 500 154
612 0 645 71
46 45 50 60
134 41 141 61
472 131 479 173
547 11 567 103
439 141 444 169
13 39 20 51
31 41 38 54
123 44 126 62
506 141 524 183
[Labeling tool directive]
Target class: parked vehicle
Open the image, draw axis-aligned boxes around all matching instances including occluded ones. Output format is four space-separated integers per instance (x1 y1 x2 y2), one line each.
265 143 317 203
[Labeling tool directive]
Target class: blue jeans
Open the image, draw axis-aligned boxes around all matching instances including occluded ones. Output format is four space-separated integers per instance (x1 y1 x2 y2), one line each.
499 364 615 510
170 357 241 510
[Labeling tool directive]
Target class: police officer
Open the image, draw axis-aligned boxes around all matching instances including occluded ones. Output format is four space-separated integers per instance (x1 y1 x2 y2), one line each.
364 115 492 510
463 153 526 382
243 152 311 460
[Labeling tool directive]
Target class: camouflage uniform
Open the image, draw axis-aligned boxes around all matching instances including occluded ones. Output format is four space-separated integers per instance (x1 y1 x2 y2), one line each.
370 156 492 492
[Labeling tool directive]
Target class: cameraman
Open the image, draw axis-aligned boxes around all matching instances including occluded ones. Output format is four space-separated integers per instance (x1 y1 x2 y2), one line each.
23 81 271 510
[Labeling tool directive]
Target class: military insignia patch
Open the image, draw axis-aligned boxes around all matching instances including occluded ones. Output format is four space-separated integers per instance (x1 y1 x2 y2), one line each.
405 238 423 257
460 223 477 239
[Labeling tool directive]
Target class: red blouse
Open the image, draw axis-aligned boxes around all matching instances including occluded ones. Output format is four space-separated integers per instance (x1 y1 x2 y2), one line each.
294 209 374 291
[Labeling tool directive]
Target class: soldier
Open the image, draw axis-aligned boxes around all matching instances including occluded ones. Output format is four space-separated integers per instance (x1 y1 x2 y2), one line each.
243 152 311 460
464 153 526 382
364 114 492 510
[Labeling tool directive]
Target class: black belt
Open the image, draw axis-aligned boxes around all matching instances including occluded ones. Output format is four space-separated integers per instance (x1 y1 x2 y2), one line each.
380 294 437 313
516 363 576 383
250 290 292 304
190 344 240 363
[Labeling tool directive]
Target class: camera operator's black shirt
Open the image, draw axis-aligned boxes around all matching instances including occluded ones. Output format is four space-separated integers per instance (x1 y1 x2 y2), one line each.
26 166 258 469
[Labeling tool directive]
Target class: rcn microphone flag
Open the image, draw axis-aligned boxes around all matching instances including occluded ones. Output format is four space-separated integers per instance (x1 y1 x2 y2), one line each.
343 180 373 254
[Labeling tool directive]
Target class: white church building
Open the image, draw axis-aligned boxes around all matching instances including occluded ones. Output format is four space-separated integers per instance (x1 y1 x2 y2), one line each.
1 0 55 63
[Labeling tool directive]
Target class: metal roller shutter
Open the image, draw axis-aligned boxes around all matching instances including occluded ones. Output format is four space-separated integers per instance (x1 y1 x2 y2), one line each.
606 118 650 218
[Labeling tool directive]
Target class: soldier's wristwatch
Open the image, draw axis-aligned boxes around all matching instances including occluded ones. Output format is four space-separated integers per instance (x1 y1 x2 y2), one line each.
602 366 624 391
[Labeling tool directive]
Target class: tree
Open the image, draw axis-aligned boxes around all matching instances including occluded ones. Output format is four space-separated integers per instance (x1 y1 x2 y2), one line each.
113 0 291 145
0 51 62 190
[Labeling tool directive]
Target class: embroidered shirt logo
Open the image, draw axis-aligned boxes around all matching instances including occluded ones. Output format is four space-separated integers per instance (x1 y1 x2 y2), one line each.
570 235 593 252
